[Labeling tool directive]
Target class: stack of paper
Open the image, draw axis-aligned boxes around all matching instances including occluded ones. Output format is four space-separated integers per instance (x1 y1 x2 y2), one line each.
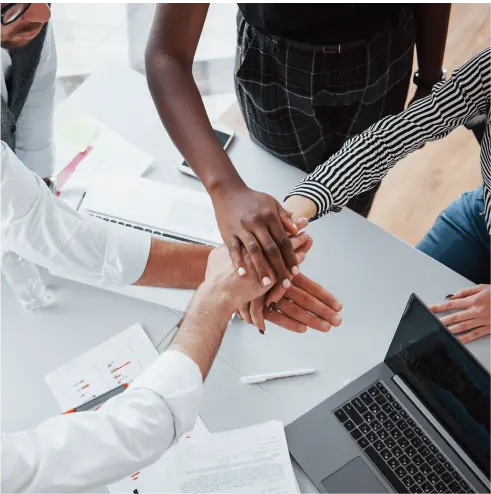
109 421 299 494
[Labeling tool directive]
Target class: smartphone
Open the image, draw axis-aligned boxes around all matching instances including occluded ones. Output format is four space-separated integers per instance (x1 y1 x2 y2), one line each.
178 122 235 180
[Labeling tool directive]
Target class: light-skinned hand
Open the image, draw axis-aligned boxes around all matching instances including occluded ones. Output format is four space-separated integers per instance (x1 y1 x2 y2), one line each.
237 232 342 333
204 245 274 309
429 284 490 344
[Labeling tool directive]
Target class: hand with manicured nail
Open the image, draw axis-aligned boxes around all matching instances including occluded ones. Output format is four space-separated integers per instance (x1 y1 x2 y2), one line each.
237 232 343 334
213 186 302 289
430 284 490 344
236 231 311 333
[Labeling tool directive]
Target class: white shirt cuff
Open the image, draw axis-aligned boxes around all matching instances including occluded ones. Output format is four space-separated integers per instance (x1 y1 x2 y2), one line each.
132 350 203 436
102 221 151 286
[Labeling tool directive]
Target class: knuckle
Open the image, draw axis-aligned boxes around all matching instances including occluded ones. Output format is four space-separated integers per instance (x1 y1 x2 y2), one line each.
265 243 281 257
227 237 238 249
247 243 261 254
263 209 275 221
475 305 484 315
278 236 292 248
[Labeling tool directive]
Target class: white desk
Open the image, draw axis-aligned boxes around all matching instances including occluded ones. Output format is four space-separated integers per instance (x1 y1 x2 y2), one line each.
3 65 490 493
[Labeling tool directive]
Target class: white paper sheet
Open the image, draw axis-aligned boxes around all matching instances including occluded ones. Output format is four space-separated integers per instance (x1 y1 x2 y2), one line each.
168 420 298 494
45 323 158 410
54 115 154 207
107 417 211 494
108 421 297 494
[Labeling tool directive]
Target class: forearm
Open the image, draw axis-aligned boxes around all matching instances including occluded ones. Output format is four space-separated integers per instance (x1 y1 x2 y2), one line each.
286 48 491 219
2 351 202 493
170 283 234 378
1 143 149 286
414 4 451 84
134 237 212 290
147 59 243 194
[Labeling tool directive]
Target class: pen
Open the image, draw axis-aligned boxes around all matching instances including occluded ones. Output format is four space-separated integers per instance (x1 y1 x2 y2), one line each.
62 382 129 414
241 368 317 384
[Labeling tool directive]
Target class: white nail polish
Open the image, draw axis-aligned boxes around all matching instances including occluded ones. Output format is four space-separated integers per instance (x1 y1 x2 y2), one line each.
238 267 246 276
262 276 272 286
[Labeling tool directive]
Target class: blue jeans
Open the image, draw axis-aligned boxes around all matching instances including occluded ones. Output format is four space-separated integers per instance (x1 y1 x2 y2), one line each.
417 186 490 285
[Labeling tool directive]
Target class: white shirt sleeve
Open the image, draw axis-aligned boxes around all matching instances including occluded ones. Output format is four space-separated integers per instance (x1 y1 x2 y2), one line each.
1 350 203 493
1 141 151 286
14 23 57 178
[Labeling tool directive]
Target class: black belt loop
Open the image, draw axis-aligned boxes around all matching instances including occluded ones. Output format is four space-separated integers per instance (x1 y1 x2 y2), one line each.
323 44 342 54
268 35 366 54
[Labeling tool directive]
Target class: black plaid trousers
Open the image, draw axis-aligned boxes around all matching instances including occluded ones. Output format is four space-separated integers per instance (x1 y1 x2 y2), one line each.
235 8 416 217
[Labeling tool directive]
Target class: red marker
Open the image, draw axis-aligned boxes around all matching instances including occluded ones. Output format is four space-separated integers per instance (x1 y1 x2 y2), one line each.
62 383 129 414
53 145 93 196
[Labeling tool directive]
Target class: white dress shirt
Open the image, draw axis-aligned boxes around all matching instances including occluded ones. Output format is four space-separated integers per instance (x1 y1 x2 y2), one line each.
1 22 206 494
1 349 203 493
1 23 57 178
1 141 151 286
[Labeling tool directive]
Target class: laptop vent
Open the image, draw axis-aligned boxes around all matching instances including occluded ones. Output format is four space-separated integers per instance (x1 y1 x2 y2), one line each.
87 212 207 246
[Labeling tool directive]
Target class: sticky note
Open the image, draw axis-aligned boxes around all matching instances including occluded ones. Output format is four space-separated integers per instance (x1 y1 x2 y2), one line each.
58 115 99 153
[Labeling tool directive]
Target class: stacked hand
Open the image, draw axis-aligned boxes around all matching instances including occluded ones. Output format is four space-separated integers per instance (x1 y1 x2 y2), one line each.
430 284 490 344
211 184 341 334
237 231 342 333
213 185 303 287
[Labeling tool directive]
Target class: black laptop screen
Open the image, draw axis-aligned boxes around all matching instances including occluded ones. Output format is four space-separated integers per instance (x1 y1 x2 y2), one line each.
385 295 490 478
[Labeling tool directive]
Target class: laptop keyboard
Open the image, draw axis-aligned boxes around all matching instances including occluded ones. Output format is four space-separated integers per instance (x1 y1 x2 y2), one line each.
334 382 475 494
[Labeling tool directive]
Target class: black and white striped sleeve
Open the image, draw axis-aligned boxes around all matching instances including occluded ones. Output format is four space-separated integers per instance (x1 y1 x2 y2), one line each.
286 48 491 220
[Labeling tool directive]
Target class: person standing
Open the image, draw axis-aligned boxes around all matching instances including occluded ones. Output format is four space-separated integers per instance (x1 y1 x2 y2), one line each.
145 3 450 287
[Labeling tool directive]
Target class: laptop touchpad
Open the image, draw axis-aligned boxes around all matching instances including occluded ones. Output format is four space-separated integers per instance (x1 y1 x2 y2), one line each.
321 457 388 493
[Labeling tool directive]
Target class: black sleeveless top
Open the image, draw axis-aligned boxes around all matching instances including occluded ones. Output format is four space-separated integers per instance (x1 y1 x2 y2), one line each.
238 0 414 45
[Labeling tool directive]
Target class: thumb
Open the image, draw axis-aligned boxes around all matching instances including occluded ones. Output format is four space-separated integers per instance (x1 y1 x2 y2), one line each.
278 205 298 235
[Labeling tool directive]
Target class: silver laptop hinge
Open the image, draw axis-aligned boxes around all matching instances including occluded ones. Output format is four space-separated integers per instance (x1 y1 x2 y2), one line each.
393 375 490 488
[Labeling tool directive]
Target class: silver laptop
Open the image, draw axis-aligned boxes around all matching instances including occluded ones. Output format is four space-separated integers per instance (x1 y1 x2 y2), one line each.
80 176 222 247
286 294 490 493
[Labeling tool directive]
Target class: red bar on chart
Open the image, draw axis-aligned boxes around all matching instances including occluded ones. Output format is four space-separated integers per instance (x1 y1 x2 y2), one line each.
110 361 131 373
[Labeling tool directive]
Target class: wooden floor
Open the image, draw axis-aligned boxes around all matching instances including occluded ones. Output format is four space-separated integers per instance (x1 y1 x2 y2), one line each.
221 3 490 246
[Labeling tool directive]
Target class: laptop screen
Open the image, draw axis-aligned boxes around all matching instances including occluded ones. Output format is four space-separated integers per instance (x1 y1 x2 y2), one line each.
384 294 490 479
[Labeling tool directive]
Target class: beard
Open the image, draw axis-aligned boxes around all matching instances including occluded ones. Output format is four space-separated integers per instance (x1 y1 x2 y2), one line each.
1 22 43 49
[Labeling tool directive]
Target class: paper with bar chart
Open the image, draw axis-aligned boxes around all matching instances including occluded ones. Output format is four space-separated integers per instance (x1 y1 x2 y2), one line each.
45 323 158 410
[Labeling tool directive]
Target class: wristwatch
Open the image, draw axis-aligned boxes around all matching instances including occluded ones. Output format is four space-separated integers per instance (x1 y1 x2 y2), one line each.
413 69 447 90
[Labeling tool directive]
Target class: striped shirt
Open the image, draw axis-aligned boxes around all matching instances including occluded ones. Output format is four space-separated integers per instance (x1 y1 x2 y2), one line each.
287 48 491 233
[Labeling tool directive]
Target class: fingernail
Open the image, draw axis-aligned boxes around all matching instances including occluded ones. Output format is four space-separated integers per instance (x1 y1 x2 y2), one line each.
268 302 276 312
321 321 331 331
445 293 454 299
282 279 291 289
259 328 265 335
333 315 342 326
262 276 272 286
291 266 300 275
238 267 246 276
334 302 343 311
297 253 305 263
